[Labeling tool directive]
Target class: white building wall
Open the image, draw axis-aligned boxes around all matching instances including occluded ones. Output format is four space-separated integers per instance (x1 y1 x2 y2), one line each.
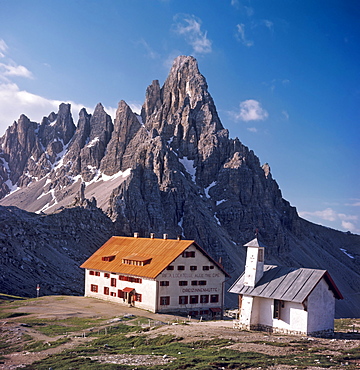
156 244 225 315
84 269 157 312
240 296 308 334
271 300 308 334
239 295 254 327
307 278 335 334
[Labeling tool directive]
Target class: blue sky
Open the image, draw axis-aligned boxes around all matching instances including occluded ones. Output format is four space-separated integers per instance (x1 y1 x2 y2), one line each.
0 0 359 234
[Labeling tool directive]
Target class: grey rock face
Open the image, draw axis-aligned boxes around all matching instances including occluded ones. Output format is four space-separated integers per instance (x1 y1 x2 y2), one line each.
0 55 359 317
101 100 141 175
0 205 114 297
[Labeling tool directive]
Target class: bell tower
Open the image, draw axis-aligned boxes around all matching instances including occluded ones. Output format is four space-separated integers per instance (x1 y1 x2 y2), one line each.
243 236 266 287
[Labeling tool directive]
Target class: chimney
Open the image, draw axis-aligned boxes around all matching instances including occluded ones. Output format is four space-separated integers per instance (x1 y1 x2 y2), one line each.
134 232 139 238
177 235 182 241
150 233 155 239
163 233 168 240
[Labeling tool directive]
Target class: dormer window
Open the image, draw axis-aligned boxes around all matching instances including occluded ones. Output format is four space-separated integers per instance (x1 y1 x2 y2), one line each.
122 254 152 266
102 255 115 262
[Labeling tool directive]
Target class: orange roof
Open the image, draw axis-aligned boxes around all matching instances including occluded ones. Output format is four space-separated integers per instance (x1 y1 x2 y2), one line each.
80 236 228 279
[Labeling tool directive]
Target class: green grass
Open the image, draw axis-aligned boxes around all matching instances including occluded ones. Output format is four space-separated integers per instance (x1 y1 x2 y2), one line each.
0 293 26 301
251 340 289 347
335 318 360 332
24 337 71 352
0 311 30 319
20 316 106 336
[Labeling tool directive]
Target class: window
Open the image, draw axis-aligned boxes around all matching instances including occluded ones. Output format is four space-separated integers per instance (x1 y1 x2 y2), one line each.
128 277 142 283
182 251 195 258
95 271 100 276
210 294 219 303
179 281 188 286
200 295 209 303
89 270 95 275
178 265 185 271
179 296 188 305
160 296 170 305
166 265 174 270
258 248 264 262
90 284 98 293
104 273 110 278
190 266 197 271
189 310 198 316
160 281 169 286
118 290 124 298
200 310 209 315
110 292 116 297
190 295 198 304
210 266 214 269
202 266 209 271
274 300 284 319
135 293 142 302
102 255 115 262
111 278 117 287
199 280 206 286
122 256 151 266
191 281 198 286
104 287 109 295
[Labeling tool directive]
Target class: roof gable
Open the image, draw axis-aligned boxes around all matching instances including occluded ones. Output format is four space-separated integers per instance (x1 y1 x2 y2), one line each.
81 236 229 279
228 265 343 302
244 237 267 249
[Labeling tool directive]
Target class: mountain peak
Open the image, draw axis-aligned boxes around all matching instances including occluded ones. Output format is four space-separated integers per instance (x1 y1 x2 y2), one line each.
0 56 359 317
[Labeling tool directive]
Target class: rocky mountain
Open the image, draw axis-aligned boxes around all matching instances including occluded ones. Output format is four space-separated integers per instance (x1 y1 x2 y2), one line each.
0 56 359 317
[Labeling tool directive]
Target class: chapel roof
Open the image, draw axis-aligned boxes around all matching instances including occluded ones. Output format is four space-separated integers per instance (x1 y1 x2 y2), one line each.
244 237 267 249
228 265 343 303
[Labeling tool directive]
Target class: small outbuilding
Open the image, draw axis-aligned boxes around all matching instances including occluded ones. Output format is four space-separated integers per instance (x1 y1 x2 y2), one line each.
81 234 229 318
229 237 343 336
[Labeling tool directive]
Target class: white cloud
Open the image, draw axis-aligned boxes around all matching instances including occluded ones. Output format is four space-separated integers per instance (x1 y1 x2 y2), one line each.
173 14 212 54
263 20 274 32
299 207 359 233
137 39 159 60
0 39 97 135
244 6 254 17
282 110 289 120
128 102 142 115
0 62 33 79
348 201 360 207
0 39 8 54
235 24 254 47
233 99 269 122
300 208 338 222
341 221 356 232
247 127 258 133
0 82 91 135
